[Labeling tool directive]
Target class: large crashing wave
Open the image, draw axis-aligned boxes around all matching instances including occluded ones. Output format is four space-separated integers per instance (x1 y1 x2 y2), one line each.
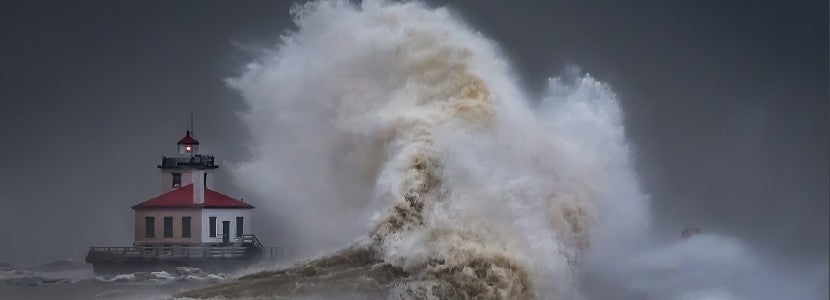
183 1 648 298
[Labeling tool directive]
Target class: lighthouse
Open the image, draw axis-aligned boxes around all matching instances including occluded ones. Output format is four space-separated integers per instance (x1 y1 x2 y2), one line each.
131 131 255 245
85 128 276 275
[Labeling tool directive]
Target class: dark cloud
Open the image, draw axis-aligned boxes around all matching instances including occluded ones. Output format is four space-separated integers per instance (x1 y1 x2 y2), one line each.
0 0 826 276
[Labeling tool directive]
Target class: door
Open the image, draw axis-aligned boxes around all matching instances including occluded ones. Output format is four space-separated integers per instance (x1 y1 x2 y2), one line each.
222 221 230 243
236 217 244 238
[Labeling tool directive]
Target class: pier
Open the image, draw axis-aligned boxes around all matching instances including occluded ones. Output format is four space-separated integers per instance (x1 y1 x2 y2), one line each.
85 234 286 274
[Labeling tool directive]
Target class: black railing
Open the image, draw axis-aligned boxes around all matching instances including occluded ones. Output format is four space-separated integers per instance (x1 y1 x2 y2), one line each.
159 154 217 169
242 234 263 248
86 246 250 259
85 235 279 263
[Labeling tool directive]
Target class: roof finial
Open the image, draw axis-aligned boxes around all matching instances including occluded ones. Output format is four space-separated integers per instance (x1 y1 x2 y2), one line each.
190 111 194 134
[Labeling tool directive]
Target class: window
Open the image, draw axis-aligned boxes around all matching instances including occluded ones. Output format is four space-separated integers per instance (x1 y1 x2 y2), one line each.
145 217 155 238
163 217 173 238
236 217 244 237
172 173 182 188
209 217 217 237
182 217 191 238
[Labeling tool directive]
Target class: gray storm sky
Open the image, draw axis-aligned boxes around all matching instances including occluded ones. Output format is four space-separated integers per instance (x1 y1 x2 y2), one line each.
0 0 826 268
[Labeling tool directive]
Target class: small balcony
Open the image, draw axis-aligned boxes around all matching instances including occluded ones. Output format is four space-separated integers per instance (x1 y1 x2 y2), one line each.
158 154 218 169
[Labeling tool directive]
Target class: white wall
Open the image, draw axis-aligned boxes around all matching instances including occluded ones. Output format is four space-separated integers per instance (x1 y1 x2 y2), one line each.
193 170 205 204
200 208 253 243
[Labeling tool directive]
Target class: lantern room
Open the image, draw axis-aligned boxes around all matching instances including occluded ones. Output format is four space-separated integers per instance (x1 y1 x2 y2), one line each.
177 130 200 154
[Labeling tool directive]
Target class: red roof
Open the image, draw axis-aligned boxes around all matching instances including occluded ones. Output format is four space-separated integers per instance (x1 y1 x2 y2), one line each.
177 131 200 145
132 184 254 209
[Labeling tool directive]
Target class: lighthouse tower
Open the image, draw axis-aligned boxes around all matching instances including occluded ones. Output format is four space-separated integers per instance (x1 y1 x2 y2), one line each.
131 131 255 246
159 130 216 202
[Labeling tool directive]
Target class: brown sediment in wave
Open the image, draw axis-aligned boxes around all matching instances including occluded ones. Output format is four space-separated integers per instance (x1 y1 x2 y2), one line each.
392 253 533 299
174 246 400 299
174 63 540 299
173 1 626 298
370 151 442 243
175 244 532 299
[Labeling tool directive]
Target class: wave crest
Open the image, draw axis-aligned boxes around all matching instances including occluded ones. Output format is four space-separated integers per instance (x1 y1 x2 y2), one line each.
181 1 646 298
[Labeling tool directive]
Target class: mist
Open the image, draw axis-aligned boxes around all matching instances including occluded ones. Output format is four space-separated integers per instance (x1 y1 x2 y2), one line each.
0 0 826 299
212 1 827 298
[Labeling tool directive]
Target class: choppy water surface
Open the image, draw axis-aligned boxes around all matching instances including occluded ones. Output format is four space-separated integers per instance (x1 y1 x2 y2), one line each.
0 261 233 300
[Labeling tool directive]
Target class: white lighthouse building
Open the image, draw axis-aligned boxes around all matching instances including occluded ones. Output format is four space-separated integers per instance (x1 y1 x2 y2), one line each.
131 131 255 245
86 130 271 274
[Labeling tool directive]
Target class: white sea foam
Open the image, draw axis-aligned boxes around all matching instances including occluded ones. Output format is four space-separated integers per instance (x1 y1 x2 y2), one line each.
225 1 645 297
96 267 230 284
212 1 827 299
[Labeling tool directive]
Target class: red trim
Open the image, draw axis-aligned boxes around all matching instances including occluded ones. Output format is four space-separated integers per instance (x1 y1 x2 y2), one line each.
132 184 254 209
177 131 200 145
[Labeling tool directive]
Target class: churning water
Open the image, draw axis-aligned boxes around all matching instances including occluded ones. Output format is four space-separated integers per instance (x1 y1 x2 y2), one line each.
182 1 646 298
178 1 826 299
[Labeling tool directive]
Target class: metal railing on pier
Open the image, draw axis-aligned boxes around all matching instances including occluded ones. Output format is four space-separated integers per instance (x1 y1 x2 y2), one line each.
86 246 252 259
262 247 285 260
86 234 290 262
